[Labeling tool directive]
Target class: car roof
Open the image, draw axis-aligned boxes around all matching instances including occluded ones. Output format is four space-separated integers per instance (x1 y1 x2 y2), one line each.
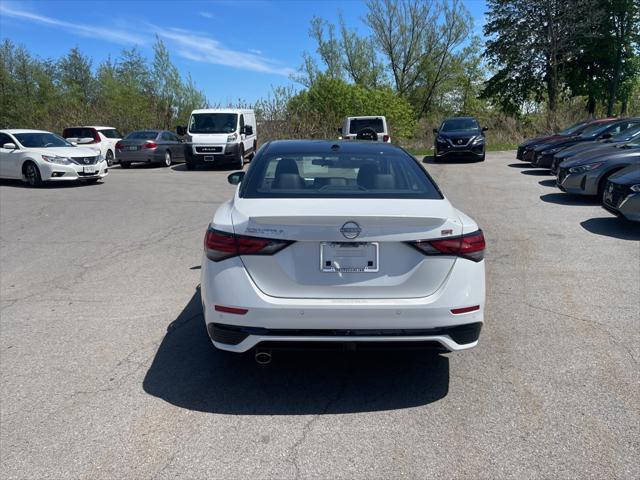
347 116 386 120
191 109 254 114
1 129 51 134
261 139 403 155
64 126 117 130
442 116 478 121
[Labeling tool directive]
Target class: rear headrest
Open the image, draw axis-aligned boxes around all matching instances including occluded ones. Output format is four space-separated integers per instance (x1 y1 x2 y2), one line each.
275 158 299 176
374 174 395 189
273 173 304 190
356 163 378 189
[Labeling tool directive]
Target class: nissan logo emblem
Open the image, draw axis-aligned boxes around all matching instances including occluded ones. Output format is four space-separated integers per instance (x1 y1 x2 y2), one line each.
457 139 463 145
84 158 90 164
340 221 361 239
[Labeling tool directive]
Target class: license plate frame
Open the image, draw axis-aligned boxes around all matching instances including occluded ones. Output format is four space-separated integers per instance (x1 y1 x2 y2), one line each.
82 166 96 174
204 156 215 162
320 242 379 273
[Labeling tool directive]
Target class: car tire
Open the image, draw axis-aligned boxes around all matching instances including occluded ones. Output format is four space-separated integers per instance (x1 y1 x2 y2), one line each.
106 150 114 167
23 161 43 187
163 150 172 167
234 146 244 170
597 170 621 202
120 161 131 169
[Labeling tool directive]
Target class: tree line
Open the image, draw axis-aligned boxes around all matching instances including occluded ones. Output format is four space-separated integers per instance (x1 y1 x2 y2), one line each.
1 0 638 145
0 37 206 135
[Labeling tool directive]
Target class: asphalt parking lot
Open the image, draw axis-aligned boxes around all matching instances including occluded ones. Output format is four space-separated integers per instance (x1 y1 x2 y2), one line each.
1 151 638 479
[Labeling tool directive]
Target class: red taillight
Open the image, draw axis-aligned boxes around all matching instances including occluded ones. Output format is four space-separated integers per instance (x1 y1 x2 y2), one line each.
115 141 123 151
204 227 293 262
383 135 390 142
451 305 480 314
144 142 157 149
91 129 100 144
409 230 485 262
214 305 248 315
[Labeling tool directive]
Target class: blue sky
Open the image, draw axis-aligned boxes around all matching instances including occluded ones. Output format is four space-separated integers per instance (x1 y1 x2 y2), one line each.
0 0 488 104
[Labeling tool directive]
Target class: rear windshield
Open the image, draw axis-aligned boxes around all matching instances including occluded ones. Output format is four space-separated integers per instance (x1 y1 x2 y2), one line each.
241 151 442 199
99 128 122 138
189 113 238 134
611 124 640 141
15 132 73 148
441 118 479 131
349 118 385 134
125 131 158 140
63 128 95 139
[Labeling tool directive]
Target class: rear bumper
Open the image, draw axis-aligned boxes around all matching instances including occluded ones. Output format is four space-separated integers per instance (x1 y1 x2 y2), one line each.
117 149 163 164
201 255 485 353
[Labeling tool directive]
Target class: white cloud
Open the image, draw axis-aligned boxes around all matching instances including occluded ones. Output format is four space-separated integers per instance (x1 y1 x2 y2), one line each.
156 28 295 76
248 48 262 55
0 3 146 45
199 11 214 19
0 4 294 76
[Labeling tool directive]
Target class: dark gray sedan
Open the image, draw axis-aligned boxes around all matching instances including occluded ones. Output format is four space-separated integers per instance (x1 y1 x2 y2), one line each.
115 130 185 168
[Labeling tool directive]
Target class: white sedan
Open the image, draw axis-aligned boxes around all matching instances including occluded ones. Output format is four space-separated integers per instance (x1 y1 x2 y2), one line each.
201 140 485 362
0 129 108 186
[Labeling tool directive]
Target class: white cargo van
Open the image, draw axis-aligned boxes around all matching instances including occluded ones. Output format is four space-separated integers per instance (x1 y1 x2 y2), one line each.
177 109 257 170
338 116 391 142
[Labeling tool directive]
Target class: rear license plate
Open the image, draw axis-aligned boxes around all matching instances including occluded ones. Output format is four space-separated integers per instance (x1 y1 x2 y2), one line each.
83 166 96 174
320 242 379 273
125 146 138 151
204 156 215 162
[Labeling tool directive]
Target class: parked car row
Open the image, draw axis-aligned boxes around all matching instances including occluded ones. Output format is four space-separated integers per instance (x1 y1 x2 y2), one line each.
517 118 640 222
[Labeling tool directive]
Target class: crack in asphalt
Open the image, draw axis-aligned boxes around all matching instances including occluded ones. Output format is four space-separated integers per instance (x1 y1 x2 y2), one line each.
287 382 348 479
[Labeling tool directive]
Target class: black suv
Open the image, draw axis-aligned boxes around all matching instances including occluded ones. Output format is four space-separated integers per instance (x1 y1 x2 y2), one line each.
433 117 487 161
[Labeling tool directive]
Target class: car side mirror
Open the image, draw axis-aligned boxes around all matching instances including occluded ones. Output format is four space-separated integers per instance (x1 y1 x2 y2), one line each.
227 171 245 185
2 142 16 150
176 125 186 136
242 125 253 135
482 127 489 132
432 128 438 134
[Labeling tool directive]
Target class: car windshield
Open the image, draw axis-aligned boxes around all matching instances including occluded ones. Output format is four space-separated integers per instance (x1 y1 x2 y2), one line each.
625 136 640 147
241 151 442 199
15 133 73 148
441 118 479 132
611 124 640 141
348 118 385 134
189 113 238 134
579 123 615 139
126 131 158 140
99 128 122 138
559 121 588 135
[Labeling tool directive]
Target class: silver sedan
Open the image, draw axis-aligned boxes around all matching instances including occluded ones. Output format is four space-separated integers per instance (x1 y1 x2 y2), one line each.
115 130 185 168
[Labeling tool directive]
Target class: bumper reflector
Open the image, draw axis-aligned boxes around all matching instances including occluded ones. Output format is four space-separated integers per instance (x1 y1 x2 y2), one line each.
451 305 480 314
214 305 248 315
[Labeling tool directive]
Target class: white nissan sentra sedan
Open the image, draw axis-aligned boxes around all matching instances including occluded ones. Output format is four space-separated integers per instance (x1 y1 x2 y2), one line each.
201 140 485 359
0 129 108 187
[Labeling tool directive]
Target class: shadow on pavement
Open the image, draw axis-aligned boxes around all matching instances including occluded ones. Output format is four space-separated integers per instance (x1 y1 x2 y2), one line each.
0 179 103 189
171 164 244 172
538 179 557 187
521 169 552 176
422 155 479 164
540 193 600 206
143 289 450 415
507 163 531 168
580 217 640 240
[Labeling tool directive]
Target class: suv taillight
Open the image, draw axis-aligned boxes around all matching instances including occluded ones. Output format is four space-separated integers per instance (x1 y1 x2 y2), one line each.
115 141 123 151
204 227 293 262
383 135 390 142
408 230 485 262
91 129 100 144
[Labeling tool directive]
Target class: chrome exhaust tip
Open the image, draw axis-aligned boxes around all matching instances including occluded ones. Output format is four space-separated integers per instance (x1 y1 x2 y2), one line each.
255 349 272 365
